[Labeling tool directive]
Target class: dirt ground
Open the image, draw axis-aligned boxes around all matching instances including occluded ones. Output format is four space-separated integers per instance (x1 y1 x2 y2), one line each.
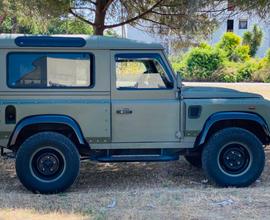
1 82 270 220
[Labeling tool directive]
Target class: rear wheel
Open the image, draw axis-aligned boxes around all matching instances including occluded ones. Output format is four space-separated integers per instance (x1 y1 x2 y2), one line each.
16 132 80 194
202 128 265 187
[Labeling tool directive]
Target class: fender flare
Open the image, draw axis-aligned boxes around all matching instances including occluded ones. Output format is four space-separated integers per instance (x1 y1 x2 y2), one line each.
197 112 270 146
8 115 86 146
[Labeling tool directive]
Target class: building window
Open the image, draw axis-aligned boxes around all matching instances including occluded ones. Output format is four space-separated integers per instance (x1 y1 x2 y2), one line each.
7 52 93 88
227 19 234 32
239 20 248 29
115 54 173 90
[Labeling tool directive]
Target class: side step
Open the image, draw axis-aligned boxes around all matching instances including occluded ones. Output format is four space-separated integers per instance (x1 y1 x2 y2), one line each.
89 149 180 162
96 155 179 162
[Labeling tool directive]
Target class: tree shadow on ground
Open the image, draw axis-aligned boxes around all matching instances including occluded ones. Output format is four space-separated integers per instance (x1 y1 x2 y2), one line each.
1 147 269 193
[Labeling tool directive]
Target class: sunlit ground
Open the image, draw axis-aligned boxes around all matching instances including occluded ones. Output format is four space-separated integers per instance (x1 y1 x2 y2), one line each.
0 209 85 220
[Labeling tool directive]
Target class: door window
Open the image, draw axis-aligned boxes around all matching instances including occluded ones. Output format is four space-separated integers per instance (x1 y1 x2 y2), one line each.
115 54 173 89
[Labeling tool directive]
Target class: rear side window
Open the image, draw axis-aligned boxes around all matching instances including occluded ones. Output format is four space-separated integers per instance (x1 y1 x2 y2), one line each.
7 52 93 88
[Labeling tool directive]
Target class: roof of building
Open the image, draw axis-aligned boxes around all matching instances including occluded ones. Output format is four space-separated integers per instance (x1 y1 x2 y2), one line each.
0 34 164 50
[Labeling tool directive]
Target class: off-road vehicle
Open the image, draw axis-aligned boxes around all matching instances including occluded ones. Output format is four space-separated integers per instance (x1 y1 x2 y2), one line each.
0 34 269 193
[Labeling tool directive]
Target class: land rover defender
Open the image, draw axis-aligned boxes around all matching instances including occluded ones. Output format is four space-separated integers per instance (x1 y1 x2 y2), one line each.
0 34 269 193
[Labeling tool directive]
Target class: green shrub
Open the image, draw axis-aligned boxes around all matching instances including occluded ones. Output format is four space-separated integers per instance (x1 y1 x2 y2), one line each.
212 70 238 82
231 45 250 62
170 55 189 79
170 31 270 82
217 32 250 62
252 69 270 82
236 59 262 82
243 25 263 57
198 42 212 49
171 61 188 79
267 49 270 63
212 61 239 82
184 47 225 81
217 32 241 55
251 59 270 82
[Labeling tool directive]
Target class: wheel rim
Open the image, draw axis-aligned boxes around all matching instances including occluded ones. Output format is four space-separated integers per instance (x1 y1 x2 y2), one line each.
218 143 251 177
30 147 66 182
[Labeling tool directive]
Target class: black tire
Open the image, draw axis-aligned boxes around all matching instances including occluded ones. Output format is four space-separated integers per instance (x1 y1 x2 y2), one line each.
184 155 202 168
202 127 265 187
16 132 80 194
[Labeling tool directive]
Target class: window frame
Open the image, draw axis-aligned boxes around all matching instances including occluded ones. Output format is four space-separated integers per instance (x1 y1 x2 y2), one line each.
115 53 174 91
227 19 234 32
6 52 95 89
239 19 248 30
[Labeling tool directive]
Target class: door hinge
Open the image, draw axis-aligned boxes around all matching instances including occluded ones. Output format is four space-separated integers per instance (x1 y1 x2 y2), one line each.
175 131 182 139
175 91 179 99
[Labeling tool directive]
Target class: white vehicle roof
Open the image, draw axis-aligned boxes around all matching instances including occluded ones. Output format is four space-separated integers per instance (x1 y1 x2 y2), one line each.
0 34 164 50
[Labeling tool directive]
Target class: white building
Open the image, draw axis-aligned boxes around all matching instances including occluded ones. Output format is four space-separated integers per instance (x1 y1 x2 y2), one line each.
124 3 270 58
125 25 172 55
209 9 270 58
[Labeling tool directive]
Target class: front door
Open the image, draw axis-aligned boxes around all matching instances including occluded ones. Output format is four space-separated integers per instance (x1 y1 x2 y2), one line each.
111 51 180 144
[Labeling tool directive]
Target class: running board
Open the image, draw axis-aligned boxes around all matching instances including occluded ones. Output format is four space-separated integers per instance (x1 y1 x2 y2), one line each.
94 154 179 162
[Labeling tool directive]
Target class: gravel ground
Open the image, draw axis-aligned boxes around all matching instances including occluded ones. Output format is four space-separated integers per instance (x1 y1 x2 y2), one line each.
1 82 270 220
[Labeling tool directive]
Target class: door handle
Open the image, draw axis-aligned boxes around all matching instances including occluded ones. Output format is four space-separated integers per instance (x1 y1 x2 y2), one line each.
116 108 133 115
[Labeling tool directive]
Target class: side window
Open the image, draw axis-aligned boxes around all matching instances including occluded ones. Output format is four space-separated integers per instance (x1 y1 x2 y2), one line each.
7 53 93 88
116 54 173 89
239 19 248 29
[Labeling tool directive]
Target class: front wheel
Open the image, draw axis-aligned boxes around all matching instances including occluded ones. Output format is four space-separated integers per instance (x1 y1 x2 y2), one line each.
202 128 265 187
16 132 80 194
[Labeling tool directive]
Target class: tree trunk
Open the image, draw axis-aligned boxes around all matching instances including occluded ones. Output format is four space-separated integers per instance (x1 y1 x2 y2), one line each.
94 0 107 35
94 26 105 35
11 17 18 33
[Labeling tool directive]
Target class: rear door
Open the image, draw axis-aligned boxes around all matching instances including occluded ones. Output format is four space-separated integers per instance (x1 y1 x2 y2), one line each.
111 51 180 143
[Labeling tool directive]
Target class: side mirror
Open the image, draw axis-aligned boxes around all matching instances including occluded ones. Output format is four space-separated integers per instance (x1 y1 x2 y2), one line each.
176 72 182 89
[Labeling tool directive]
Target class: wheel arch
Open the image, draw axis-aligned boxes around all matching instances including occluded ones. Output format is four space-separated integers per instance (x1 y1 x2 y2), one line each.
8 115 89 153
195 112 270 148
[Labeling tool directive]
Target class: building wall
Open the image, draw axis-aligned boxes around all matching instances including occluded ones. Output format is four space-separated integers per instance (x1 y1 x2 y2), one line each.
210 12 270 58
126 25 171 55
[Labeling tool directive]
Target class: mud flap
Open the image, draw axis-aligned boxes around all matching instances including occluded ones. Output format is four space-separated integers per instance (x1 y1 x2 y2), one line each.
0 146 15 158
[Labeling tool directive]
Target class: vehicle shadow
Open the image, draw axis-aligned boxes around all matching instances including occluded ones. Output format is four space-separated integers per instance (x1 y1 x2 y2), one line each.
73 158 207 192
1 147 270 193
0 156 207 193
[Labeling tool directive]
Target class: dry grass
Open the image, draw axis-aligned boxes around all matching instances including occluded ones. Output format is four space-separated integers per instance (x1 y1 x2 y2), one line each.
1 83 270 219
0 209 85 220
1 148 270 220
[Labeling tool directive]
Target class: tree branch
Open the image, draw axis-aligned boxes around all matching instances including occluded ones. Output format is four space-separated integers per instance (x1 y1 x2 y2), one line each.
102 0 115 13
151 10 186 16
104 0 164 29
0 12 7 25
89 0 96 5
141 17 184 30
70 7 96 12
69 8 95 26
